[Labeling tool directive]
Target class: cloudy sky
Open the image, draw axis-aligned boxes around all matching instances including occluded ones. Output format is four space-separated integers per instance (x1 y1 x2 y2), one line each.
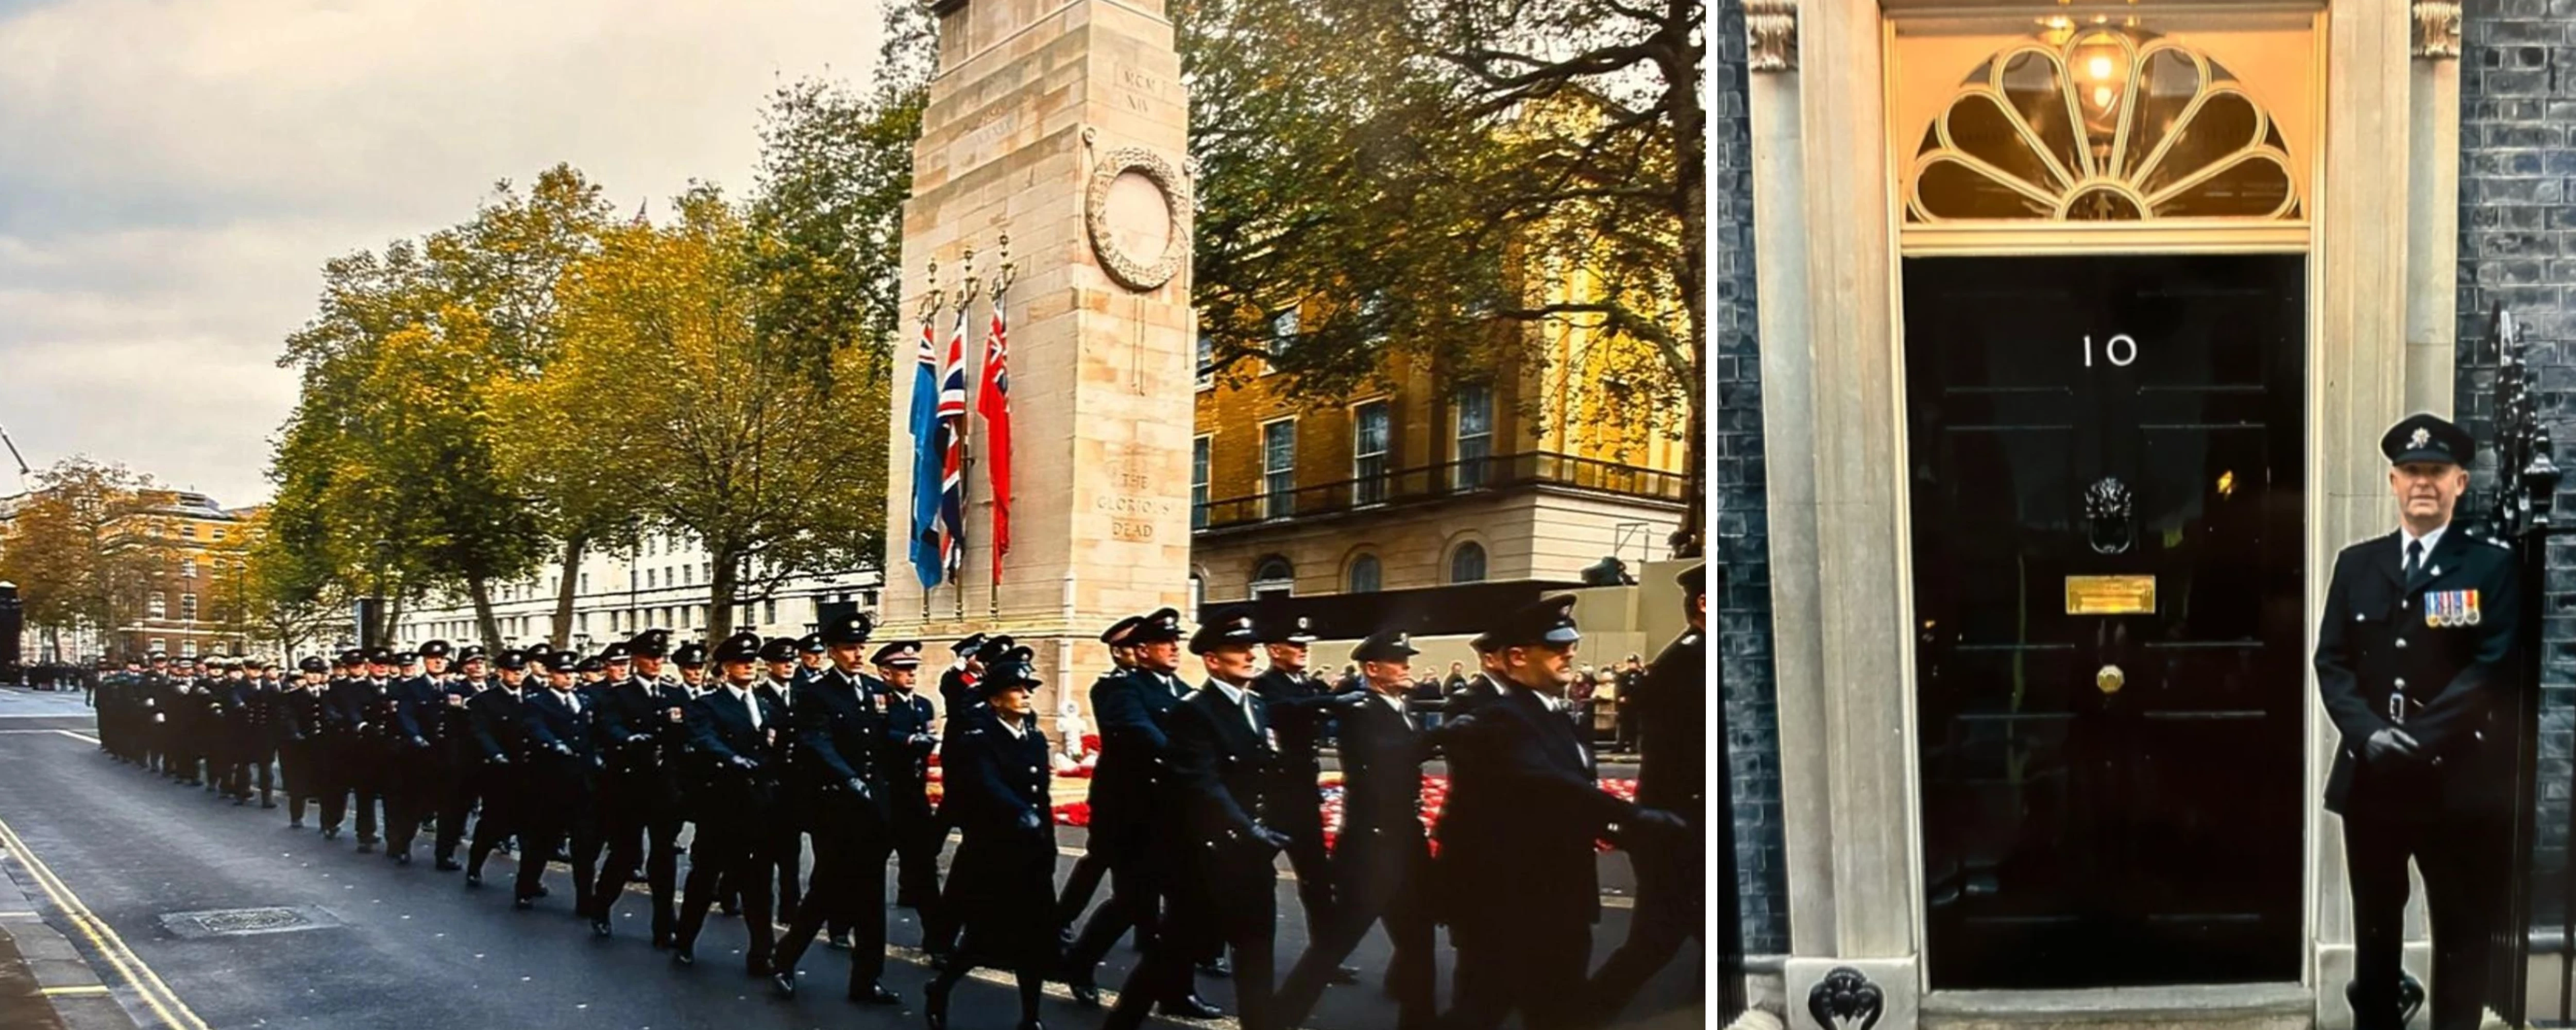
0 0 885 505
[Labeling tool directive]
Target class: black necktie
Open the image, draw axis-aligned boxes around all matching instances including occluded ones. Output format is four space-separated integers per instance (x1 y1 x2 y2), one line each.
2405 539 2425 580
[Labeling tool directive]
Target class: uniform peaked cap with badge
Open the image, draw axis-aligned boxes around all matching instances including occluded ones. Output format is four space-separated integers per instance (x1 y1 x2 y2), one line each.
1191 606 1261 655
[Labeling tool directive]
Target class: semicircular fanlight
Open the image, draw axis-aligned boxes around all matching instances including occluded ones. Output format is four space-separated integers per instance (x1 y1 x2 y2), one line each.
1907 28 2300 224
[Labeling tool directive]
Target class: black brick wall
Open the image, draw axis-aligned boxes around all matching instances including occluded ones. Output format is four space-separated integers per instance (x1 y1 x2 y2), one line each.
1710 0 1789 956
2455 0 2576 926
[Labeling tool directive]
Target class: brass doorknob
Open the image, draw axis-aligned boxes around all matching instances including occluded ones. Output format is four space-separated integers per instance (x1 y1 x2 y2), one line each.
2096 664 2125 694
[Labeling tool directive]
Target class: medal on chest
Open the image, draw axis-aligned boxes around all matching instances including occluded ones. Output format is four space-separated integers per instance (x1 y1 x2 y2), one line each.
2426 589 2482 628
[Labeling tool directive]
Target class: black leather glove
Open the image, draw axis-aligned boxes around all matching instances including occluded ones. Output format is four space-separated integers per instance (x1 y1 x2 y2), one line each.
2366 727 2421 764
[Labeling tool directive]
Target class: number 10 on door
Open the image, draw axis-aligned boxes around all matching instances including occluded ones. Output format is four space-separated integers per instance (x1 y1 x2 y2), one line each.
2084 334 2138 367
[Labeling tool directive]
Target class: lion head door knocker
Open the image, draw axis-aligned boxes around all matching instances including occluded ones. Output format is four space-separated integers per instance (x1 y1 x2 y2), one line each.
2083 477 2135 555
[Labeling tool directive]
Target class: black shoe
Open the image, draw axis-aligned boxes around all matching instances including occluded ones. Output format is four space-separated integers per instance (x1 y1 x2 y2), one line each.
393 852 412 866
772 970 798 998
1330 964 1361 985
323 827 341 840
232 797 247 806
825 931 851 950
466 872 483 888
513 897 535 911
1066 977 1100 1008
591 918 612 938
652 932 673 950
1196 956 1230 978
261 800 277 810
925 982 952 1030
435 859 462 872
671 943 696 967
533 885 550 898
290 820 304 829
1161 995 1225 1020
355 841 376 854
851 983 900 1005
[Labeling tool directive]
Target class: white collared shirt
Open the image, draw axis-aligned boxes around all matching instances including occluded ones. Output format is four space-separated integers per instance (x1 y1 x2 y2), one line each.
552 685 580 715
723 682 761 729
2401 522 2449 567
1377 691 1414 729
1210 679 1260 734
999 712 1028 740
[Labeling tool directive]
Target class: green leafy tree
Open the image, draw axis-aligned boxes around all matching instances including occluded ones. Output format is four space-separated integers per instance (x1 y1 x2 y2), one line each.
0 457 177 660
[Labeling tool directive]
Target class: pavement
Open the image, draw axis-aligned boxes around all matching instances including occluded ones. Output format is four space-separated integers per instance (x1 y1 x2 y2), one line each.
0 686 1704 1029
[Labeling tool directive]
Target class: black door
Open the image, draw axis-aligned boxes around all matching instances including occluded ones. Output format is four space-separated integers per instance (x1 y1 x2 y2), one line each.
1906 254 2306 989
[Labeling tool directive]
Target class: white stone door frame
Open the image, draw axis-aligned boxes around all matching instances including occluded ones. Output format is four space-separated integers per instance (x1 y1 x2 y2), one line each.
1748 0 2461 1025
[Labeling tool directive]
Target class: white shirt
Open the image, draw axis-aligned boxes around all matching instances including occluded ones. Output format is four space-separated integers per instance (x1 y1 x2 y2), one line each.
1210 680 1261 734
723 683 761 730
1377 691 1414 730
552 686 580 715
1000 712 1029 740
2400 522 2449 569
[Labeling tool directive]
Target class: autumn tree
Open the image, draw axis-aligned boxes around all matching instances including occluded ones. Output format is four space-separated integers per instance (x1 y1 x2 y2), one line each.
544 187 886 642
0 458 177 660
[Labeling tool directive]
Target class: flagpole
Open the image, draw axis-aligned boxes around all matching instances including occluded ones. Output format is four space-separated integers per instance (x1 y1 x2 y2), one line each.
953 248 979 624
916 261 944 627
987 232 1016 619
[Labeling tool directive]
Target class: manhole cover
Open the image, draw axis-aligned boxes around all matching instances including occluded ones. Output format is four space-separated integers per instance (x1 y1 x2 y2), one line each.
157 906 337 939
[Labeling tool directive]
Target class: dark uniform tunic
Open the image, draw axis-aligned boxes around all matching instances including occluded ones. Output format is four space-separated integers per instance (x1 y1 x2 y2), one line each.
432 676 483 865
1588 623 1707 1022
2316 526 2520 1030
517 685 604 906
383 674 445 859
937 705 1058 969
463 683 534 879
589 675 694 939
1276 692 1437 1030
275 682 328 824
879 683 941 907
672 684 783 970
1250 666 1340 923
1063 666 1190 980
322 676 386 843
774 666 897 993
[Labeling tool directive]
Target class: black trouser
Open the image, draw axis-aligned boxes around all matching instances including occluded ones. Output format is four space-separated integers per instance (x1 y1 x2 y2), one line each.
1443 919 1592 1030
517 780 600 907
1056 848 1112 931
2345 797 2502 1030
382 743 434 857
775 794 890 990
1277 830 1436 1030
1107 844 1277 1030
323 741 382 842
765 803 807 924
675 804 777 966
889 791 942 906
1270 769 1333 925
590 778 684 940
236 743 275 802
465 766 521 878
434 759 476 862
1063 822 1166 980
1588 827 1702 1023
278 741 317 824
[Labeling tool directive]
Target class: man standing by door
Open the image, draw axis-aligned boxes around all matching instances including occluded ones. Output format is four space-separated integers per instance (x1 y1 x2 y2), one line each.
2316 412 2520 1030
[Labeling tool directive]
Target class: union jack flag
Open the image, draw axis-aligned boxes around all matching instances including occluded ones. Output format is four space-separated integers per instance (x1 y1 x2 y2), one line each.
936 307 971 580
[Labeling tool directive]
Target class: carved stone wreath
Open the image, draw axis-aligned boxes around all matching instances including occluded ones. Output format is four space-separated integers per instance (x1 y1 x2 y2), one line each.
1084 144 1191 292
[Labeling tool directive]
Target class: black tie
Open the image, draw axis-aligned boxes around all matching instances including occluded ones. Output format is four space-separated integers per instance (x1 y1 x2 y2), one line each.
2405 540 2425 580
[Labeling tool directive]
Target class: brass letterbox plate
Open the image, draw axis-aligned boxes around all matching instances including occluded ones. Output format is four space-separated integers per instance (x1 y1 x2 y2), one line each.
2066 575 2156 615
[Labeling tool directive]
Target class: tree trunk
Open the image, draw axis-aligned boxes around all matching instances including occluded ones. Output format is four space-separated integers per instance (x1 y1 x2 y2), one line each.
467 576 502 653
1667 0 1707 561
706 546 739 642
550 534 589 649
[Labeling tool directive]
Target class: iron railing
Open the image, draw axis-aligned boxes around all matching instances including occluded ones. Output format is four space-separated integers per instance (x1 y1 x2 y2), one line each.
1194 451 1689 533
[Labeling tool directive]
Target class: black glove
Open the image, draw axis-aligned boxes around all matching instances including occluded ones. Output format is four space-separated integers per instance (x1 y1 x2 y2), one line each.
2366 727 2421 764
1249 825 1291 851
1330 690 1371 709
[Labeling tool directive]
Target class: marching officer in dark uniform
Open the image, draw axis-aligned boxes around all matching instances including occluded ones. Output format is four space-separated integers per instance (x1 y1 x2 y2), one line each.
1063 609 1214 1015
322 648 388 849
671 630 784 976
877 640 943 912
1588 563 1708 1023
939 633 989 717
1250 613 1367 982
517 649 604 912
2317 413 2521 1030
794 631 828 688
233 659 280 809
590 629 694 943
142 651 175 776
1055 615 1143 938
770 614 904 1004
383 642 451 865
1108 607 1291 1030
432 645 488 871
674 640 709 694
275 656 330 829
463 649 537 887
1435 595 1685 1030
758 626 819 930
1276 628 1438 1030
922 647 1058 1030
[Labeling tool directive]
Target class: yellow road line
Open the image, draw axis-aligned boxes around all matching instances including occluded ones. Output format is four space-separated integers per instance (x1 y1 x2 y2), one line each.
40 985 112 995
0 815 211 1030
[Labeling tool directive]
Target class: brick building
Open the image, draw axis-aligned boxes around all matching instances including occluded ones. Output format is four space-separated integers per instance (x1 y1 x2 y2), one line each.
112 490 261 661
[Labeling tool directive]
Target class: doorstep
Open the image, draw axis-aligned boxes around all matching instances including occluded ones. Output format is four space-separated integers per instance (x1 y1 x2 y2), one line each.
1920 983 2311 1030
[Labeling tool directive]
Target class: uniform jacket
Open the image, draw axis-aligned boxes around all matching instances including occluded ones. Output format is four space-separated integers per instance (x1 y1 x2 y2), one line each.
687 684 783 813
387 675 443 749
1089 666 1188 831
938 665 980 720
521 686 600 803
1251 667 1339 771
791 667 890 821
939 705 1059 964
466 686 533 765
1337 692 1431 840
1435 683 1633 934
324 677 384 744
593 676 692 781
275 684 326 744
1636 628 1706 816
1163 680 1280 853
877 685 939 795
2315 526 2522 814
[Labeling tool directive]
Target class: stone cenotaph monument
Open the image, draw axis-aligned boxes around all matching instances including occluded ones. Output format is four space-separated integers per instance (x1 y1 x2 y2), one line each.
879 0 1197 716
